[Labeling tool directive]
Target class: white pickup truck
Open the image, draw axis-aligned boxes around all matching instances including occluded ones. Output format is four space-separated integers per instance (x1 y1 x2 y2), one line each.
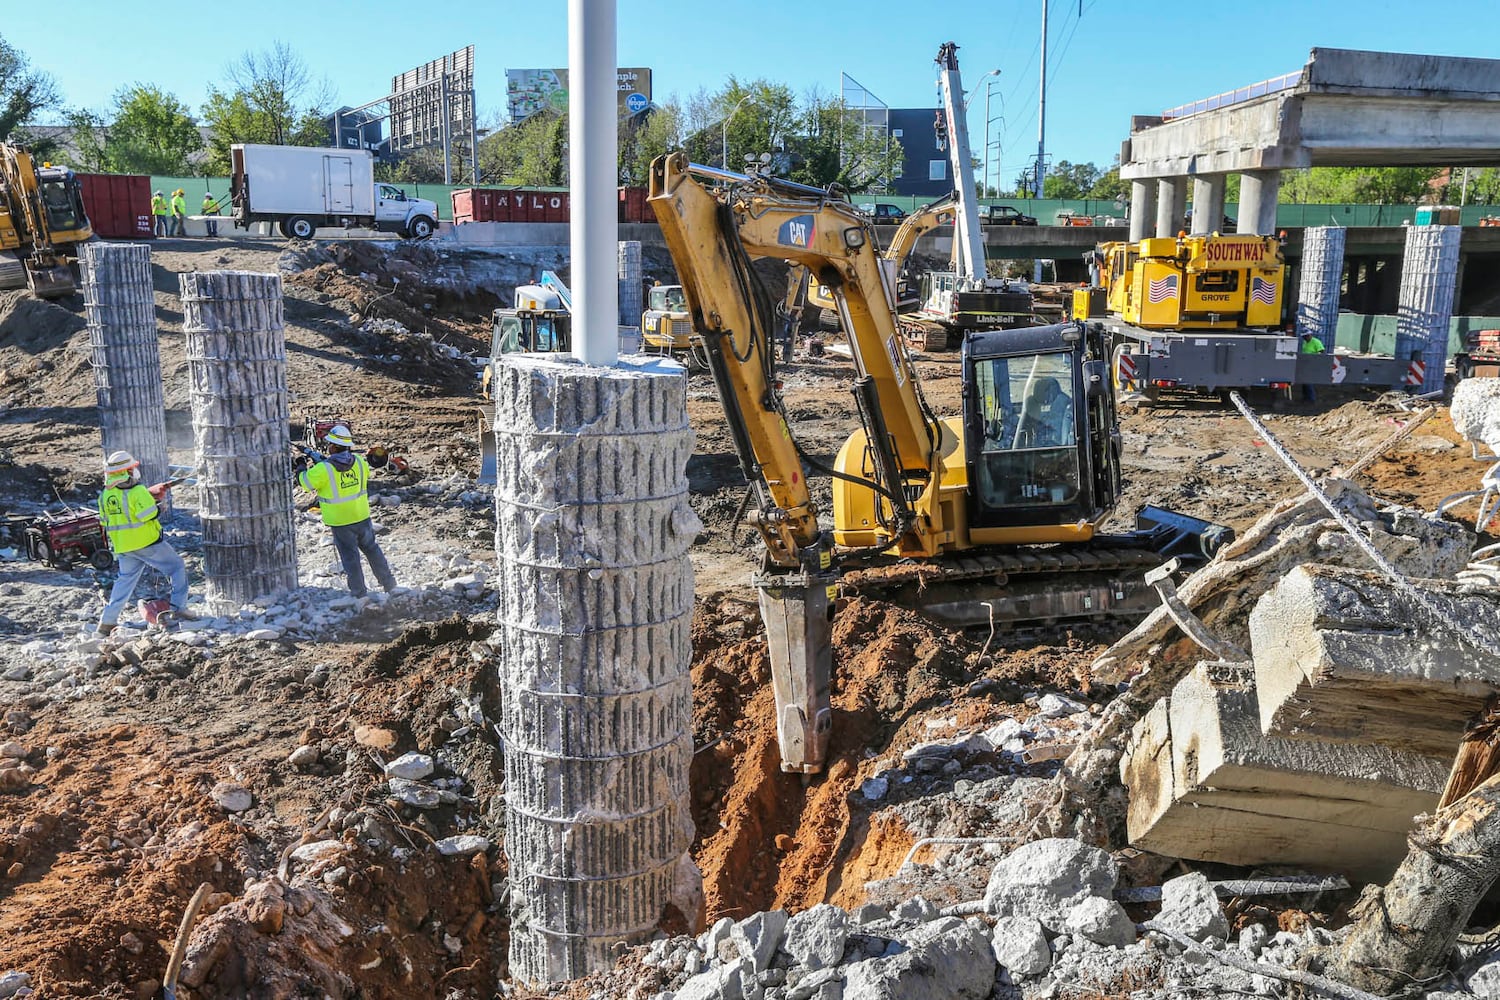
229 143 438 240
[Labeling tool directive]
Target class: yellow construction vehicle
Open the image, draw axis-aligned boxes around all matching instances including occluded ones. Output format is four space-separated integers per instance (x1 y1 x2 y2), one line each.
1084 233 1285 330
649 152 1228 773
0 143 92 297
1078 232 1413 396
807 191 955 325
641 283 703 364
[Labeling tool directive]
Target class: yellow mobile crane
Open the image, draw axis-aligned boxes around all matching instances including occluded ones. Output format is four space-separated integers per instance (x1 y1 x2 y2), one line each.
649 153 1228 773
1078 233 1409 396
0 143 92 297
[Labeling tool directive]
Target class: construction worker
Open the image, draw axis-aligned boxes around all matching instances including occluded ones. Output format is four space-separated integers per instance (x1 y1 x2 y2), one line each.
294 425 397 599
96 451 193 636
201 192 220 237
169 188 187 237
151 190 169 238
1300 329 1325 402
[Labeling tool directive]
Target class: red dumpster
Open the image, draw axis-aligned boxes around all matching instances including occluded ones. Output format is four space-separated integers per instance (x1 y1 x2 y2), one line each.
76 173 153 239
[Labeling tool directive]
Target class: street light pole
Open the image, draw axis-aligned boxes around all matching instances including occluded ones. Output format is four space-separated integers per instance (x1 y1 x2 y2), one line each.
721 94 755 169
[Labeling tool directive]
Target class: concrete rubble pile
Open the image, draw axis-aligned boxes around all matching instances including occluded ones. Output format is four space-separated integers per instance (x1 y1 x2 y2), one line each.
1120 478 1500 881
0 474 500 697
636 839 1306 1000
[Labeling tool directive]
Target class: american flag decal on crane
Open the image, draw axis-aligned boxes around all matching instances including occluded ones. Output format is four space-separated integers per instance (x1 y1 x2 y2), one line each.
1147 274 1178 303
1251 277 1277 305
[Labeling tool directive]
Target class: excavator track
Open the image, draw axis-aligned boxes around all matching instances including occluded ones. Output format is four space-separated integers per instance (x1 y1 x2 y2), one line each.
840 544 1174 631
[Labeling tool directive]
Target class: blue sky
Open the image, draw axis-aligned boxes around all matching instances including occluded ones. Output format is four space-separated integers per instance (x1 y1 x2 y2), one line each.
10 0 1500 173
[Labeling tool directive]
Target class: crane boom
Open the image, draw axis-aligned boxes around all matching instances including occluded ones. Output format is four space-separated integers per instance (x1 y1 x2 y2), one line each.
935 41 987 288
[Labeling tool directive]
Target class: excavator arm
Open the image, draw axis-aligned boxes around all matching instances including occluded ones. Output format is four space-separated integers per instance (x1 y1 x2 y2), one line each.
883 192 956 274
648 152 952 771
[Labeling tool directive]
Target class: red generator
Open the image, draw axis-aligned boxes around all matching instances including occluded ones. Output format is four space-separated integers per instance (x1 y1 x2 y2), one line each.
24 507 114 570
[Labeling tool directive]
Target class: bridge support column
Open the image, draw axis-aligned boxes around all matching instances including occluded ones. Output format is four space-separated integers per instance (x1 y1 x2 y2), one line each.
1129 180 1157 243
1190 175 1227 235
1239 170 1282 236
1155 177 1187 238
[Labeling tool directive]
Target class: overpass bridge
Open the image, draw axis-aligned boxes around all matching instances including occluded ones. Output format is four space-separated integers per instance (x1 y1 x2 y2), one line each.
1121 48 1500 240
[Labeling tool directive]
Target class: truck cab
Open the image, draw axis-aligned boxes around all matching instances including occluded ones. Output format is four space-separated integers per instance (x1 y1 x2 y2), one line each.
375 185 437 238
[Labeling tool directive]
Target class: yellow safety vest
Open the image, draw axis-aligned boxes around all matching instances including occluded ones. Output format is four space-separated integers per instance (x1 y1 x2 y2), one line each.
98 483 162 555
171 194 186 216
298 455 371 527
151 196 168 216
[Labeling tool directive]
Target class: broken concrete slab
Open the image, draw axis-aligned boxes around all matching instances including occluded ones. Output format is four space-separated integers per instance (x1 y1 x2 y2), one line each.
990 915 1052 977
1127 665 1441 875
1123 662 1448 882
1251 565 1500 757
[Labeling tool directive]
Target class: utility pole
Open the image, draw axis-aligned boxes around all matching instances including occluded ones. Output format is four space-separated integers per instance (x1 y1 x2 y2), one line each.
1035 0 1047 200
984 81 993 198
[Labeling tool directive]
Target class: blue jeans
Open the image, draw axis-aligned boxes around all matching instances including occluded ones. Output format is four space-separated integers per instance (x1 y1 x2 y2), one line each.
330 518 396 597
154 216 168 237
169 215 185 236
101 540 188 625
205 216 219 236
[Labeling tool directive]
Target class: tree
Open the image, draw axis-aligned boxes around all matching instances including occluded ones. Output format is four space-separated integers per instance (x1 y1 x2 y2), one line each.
620 101 686 187
785 90 904 193
1279 166 1441 204
1087 157 1128 202
0 33 58 144
72 85 202 175
1043 160 1101 200
477 111 568 187
200 42 331 174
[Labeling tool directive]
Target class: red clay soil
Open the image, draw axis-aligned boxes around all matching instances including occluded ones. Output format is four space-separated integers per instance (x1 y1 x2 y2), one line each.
689 594 1055 922
0 617 506 999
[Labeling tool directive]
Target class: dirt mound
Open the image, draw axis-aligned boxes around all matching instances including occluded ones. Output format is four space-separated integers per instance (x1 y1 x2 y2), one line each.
0 291 86 355
0 291 95 413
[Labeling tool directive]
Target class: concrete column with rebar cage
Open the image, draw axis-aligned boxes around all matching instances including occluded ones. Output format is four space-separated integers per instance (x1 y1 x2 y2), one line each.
180 271 298 609
82 243 169 488
493 354 698 984
1394 225 1462 394
1295 226 1346 350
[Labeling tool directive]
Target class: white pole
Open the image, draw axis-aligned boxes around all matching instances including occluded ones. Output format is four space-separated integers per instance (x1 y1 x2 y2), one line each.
569 0 619 366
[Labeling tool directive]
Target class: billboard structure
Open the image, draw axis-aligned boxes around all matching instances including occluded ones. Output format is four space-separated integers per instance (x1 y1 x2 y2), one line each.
506 67 653 122
388 46 477 183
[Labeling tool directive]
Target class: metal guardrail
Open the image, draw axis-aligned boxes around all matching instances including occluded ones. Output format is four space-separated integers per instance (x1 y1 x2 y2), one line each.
1161 71 1303 121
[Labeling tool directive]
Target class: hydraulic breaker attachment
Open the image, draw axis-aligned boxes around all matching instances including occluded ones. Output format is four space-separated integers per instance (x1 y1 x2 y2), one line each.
754 547 838 774
477 405 497 487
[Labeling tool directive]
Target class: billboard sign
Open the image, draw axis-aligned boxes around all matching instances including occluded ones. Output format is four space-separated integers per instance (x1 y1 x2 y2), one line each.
390 46 475 152
507 67 653 121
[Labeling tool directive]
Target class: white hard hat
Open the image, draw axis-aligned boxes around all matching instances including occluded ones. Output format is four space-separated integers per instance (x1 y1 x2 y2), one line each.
104 450 139 484
325 425 354 448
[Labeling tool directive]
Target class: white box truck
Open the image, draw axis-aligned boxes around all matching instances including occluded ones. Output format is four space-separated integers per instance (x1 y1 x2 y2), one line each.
229 144 439 240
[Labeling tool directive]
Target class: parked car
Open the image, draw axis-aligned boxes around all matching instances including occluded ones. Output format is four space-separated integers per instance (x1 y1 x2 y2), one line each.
980 204 1038 226
1182 209 1238 234
857 203 908 224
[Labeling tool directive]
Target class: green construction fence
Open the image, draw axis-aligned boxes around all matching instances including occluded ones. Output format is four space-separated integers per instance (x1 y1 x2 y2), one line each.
146 174 1500 229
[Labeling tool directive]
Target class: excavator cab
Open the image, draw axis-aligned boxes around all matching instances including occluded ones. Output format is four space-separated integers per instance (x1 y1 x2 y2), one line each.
963 322 1120 532
34 166 91 245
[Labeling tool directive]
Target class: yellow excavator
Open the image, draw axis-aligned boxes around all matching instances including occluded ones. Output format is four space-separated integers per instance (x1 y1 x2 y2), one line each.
807 192 955 320
649 153 1229 773
0 142 92 297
